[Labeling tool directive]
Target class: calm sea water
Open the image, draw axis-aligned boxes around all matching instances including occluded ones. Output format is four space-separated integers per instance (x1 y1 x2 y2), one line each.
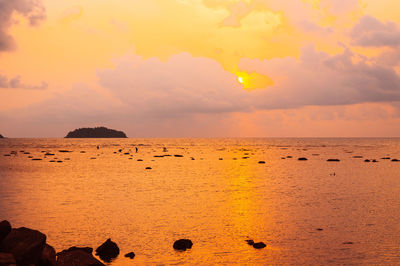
1 138 400 264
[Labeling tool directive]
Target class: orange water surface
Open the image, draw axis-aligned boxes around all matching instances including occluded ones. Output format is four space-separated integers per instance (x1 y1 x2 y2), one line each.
1 138 400 264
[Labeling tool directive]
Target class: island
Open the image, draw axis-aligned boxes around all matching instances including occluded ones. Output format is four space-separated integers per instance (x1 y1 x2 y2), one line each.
65 127 127 138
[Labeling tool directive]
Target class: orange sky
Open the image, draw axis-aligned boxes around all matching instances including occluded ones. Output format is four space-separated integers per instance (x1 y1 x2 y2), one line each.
1 0 400 137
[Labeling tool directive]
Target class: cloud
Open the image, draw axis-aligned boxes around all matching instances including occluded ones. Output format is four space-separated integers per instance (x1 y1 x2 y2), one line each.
97 52 250 116
351 15 400 47
0 74 48 90
0 0 46 51
239 45 400 109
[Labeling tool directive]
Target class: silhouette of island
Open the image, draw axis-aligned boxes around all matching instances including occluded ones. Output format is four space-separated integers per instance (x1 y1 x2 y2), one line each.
65 127 127 138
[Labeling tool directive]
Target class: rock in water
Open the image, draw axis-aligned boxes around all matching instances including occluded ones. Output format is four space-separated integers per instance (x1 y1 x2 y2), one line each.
124 252 135 259
0 227 46 265
253 242 267 249
173 239 193 251
95 238 119 262
245 240 254 245
0 252 16 265
0 134 3 138
298 157 308 161
0 221 11 242
56 247 104 266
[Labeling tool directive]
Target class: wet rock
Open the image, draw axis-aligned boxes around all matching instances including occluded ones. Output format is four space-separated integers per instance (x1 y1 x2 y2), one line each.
298 157 308 161
343 241 353 245
0 227 46 265
173 239 193 251
56 247 104 266
0 221 11 242
245 240 254 245
258 161 266 164
327 159 340 162
124 252 135 259
95 239 119 262
252 242 266 249
0 252 16 265
392 159 399 162
38 243 56 266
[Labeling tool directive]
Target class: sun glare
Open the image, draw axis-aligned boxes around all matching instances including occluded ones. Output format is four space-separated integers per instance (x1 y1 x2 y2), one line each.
238 76 244 84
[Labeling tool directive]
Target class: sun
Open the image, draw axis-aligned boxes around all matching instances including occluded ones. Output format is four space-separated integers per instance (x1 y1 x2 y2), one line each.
238 76 244 84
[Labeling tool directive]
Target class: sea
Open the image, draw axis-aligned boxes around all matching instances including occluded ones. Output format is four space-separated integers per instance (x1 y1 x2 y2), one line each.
0 138 399 265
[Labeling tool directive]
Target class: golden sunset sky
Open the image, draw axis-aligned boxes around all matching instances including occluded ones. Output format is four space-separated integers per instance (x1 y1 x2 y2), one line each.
1 0 400 137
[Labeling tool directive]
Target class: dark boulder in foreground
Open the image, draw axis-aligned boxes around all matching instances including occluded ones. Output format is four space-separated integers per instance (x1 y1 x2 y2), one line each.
65 127 127 138
0 227 46 265
95 238 119 262
39 243 56 266
0 134 3 138
124 252 135 259
173 239 193 251
252 242 267 249
57 247 104 266
0 221 11 242
0 252 16 265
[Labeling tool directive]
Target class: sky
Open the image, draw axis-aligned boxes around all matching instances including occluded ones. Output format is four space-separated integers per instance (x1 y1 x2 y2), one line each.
1 0 400 137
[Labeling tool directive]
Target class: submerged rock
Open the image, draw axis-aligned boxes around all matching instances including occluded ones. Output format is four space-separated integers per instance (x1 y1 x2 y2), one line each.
57 247 104 266
392 159 399 162
124 252 135 259
0 227 46 265
258 161 266 164
173 239 193 251
364 159 370 162
145 167 152 170
95 238 119 262
298 157 308 161
252 242 266 249
327 159 340 162
0 221 11 242
245 240 254 245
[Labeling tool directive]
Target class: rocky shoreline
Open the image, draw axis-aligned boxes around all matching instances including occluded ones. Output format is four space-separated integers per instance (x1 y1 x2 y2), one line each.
0 219 267 265
0 220 126 266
